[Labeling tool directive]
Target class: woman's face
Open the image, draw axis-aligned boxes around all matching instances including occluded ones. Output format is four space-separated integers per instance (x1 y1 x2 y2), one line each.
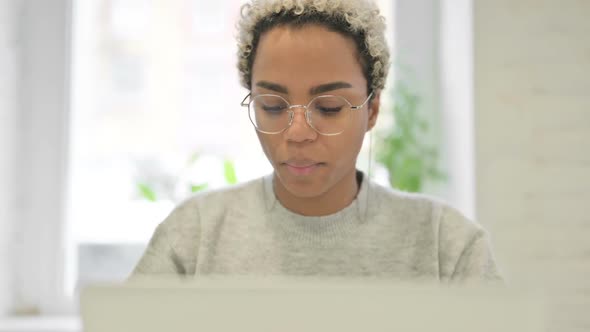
250 24 380 199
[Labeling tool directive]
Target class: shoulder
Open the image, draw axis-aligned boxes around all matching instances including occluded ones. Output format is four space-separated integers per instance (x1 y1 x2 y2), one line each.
368 181 501 280
192 175 267 202
368 180 485 239
132 176 268 276
161 175 267 233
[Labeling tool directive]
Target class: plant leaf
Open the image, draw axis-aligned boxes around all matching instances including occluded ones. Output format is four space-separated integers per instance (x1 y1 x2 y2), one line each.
376 76 446 193
224 159 238 185
137 183 157 202
190 183 209 193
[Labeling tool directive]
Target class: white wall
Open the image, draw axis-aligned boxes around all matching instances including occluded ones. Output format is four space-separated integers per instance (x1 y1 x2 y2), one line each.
474 0 590 330
15 0 72 315
439 0 475 220
0 0 19 316
0 0 72 315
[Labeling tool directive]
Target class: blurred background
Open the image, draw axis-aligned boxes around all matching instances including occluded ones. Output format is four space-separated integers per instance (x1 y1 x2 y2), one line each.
0 0 588 331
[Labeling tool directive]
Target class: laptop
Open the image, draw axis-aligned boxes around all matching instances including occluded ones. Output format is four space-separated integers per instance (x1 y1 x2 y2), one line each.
80 277 545 332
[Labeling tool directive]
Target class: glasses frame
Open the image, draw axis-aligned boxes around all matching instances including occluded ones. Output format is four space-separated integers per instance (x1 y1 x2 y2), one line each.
240 92 374 136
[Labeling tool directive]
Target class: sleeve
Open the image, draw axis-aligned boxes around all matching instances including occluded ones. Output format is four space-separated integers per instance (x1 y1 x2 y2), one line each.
449 229 504 282
129 221 185 276
129 198 201 278
438 205 504 283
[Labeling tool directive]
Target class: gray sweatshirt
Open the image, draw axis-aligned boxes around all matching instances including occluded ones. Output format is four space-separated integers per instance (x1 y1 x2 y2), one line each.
132 171 503 282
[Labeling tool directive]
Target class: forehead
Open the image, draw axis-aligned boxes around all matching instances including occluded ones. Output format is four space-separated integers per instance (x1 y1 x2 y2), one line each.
251 25 366 91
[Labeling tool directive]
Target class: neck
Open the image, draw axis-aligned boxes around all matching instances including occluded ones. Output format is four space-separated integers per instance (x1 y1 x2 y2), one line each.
273 169 359 216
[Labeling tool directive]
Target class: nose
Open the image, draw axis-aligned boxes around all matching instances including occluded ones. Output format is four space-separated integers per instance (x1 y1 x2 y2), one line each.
283 106 317 142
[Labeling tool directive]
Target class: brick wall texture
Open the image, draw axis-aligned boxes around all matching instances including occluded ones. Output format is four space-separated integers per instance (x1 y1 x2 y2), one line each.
475 1 590 331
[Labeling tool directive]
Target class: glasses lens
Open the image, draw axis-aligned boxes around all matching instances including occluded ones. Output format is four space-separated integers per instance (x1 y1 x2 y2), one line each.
249 95 289 133
309 96 351 135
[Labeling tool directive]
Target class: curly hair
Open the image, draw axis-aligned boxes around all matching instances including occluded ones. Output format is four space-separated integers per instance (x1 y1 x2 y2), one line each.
236 0 390 94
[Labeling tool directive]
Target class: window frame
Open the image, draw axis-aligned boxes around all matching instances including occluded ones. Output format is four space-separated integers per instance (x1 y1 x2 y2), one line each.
14 0 74 315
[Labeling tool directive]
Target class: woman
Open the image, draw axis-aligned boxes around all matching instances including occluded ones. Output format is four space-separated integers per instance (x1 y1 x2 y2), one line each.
132 0 503 282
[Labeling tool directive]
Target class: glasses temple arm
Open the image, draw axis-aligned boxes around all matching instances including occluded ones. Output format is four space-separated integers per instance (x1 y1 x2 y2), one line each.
240 93 251 107
351 91 374 110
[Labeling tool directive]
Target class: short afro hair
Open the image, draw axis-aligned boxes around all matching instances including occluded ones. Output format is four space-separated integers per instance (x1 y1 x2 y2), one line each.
236 0 391 93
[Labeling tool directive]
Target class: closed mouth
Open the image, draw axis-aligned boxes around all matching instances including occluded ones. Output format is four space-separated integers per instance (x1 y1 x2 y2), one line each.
282 160 324 168
281 159 325 176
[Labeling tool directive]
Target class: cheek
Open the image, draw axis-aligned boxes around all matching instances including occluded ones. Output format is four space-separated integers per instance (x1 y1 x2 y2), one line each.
329 127 366 164
357 109 370 132
345 115 370 157
256 132 279 162
347 112 369 143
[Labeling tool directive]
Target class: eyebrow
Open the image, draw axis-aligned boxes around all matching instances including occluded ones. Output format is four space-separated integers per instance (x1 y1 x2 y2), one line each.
310 81 353 95
255 81 353 95
255 81 288 94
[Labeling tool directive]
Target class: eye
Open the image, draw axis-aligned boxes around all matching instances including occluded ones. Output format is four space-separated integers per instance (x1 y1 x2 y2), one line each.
317 106 343 114
252 95 288 115
313 97 346 116
262 104 287 113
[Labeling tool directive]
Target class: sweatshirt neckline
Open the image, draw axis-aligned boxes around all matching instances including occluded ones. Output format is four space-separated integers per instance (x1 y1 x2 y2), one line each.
262 170 371 232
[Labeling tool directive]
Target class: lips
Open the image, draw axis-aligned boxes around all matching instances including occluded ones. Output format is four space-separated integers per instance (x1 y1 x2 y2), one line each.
282 158 324 176
283 158 321 167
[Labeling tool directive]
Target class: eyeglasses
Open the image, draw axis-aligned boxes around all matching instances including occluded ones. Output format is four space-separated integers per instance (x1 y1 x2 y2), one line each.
240 92 373 136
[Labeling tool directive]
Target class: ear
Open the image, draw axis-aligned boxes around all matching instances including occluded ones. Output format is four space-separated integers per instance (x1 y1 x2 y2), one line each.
366 90 381 132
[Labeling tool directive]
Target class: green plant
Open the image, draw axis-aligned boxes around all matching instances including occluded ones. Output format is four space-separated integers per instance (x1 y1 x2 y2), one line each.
137 182 158 202
136 154 238 202
375 81 445 192
223 159 238 185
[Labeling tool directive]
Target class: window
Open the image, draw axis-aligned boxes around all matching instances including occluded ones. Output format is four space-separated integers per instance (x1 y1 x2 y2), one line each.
10 0 476 317
67 0 396 301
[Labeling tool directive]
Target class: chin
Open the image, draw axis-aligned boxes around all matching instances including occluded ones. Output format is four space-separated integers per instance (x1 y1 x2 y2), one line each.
274 166 330 198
